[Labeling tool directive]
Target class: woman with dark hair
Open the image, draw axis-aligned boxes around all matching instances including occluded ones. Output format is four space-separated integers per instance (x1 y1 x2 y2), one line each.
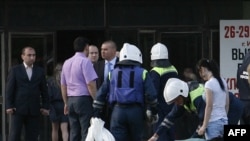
196 58 229 141
48 63 69 141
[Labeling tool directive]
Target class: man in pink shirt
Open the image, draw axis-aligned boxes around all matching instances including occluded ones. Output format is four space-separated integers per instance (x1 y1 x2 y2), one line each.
61 36 98 141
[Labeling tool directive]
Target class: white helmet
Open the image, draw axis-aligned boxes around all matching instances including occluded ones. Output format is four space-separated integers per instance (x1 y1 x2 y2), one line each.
119 43 142 64
163 78 189 104
150 43 168 60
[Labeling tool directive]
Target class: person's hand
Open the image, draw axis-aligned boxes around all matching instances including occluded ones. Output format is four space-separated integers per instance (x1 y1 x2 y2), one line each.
6 108 16 114
146 110 159 124
151 114 159 124
64 104 69 115
197 125 206 136
40 108 49 116
93 108 103 118
148 134 159 141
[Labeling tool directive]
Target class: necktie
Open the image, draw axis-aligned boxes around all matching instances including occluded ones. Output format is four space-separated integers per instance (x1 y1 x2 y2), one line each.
105 62 112 78
108 62 112 73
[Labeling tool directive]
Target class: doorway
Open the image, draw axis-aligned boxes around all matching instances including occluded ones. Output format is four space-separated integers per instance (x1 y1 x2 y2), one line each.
56 30 105 63
138 31 203 73
160 32 203 73
8 33 55 71
138 30 156 70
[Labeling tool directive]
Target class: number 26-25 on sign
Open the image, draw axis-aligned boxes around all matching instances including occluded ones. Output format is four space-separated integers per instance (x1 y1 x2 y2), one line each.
224 125 250 140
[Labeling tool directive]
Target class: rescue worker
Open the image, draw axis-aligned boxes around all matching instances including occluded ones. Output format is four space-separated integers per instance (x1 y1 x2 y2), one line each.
237 51 250 125
93 43 158 141
149 43 178 141
148 78 205 141
148 78 243 141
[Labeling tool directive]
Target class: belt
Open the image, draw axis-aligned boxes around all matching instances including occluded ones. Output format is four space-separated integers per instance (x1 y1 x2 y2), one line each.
68 95 91 97
115 103 141 108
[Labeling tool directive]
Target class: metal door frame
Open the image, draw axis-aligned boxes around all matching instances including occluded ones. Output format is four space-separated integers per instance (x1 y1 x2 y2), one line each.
2 32 56 141
1 31 6 141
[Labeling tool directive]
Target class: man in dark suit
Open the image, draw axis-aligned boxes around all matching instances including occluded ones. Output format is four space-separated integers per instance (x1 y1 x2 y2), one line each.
93 40 119 129
5 46 49 141
94 40 119 89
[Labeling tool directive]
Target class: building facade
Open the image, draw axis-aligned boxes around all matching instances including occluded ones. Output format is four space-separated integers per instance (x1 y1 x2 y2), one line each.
1 0 250 140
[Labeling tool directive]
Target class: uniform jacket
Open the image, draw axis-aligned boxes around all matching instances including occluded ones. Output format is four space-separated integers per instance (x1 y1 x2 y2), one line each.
108 66 145 105
94 64 158 109
237 51 250 100
149 66 178 104
155 94 205 136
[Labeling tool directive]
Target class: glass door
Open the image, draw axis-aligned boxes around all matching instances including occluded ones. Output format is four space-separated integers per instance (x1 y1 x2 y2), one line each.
5 32 55 141
8 33 55 72
138 30 156 70
160 31 203 140
160 32 203 74
210 30 219 64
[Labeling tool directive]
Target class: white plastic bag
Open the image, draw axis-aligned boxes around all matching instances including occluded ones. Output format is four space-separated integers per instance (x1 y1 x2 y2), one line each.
102 127 115 141
85 117 115 141
85 124 94 141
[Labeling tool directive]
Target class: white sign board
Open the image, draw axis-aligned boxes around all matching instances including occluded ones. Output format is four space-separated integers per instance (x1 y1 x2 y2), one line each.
220 20 250 95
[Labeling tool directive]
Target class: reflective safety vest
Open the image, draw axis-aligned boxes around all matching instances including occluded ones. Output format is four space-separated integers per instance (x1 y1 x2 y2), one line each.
184 84 204 112
108 66 147 105
150 66 178 104
151 66 178 76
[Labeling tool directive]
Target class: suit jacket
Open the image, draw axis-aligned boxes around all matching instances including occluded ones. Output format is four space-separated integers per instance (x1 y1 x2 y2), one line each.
5 64 49 116
94 57 119 89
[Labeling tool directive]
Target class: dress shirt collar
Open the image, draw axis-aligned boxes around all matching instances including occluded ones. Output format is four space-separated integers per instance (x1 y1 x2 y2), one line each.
75 52 87 58
105 57 117 65
23 62 33 68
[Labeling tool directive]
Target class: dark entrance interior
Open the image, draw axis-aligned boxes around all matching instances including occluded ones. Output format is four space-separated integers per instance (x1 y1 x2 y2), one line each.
56 30 105 63
56 30 204 74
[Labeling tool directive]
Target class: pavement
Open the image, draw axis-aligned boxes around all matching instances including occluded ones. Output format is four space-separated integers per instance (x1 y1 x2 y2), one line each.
175 138 205 141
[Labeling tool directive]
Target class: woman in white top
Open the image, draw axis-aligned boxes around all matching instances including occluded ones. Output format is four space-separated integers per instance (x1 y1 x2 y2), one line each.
196 58 229 141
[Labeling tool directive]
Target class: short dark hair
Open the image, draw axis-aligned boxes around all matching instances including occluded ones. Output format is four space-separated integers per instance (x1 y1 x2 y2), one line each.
73 36 89 52
22 46 35 55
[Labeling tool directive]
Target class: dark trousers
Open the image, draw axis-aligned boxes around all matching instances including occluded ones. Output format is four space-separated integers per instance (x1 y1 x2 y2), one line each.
228 100 243 125
8 114 40 141
68 96 93 141
110 104 144 141
240 100 250 125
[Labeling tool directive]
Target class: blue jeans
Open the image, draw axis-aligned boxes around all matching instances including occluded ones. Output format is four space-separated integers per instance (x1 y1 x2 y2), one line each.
205 118 227 140
68 96 93 141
